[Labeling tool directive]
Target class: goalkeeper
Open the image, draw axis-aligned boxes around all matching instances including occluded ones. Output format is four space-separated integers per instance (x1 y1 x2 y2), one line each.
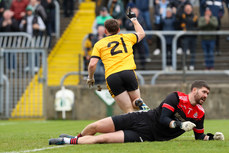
49 80 224 145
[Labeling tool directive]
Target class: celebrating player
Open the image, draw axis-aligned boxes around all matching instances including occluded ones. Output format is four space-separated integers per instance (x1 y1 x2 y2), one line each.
49 80 224 145
86 8 149 113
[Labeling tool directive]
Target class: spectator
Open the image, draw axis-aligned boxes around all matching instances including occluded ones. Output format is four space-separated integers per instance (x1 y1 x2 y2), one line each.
203 0 224 55
107 0 124 26
175 0 191 20
198 8 218 70
83 33 94 71
42 0 55 36
10 0 29 24
135 0 153 60
29 0 47 23
92 7 113 33
161 7 176 71
135 0 152 32
0 9 19 32
63 0 74 17
224 0 229 40
179 4 198 70
0 0 5 20
199 0 206 16
153 0 170 56
20 5 46 72
0 9 19 72
174 0 191 55
91 25 106 84
125 7 147 69
19 5 46 37
3 0 12 9
95 0 109 16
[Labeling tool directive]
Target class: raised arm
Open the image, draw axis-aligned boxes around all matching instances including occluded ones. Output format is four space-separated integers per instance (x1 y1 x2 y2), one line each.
126 8 145 42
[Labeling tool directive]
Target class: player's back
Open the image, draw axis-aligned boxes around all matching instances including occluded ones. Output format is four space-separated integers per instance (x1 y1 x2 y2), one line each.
92 33 138 78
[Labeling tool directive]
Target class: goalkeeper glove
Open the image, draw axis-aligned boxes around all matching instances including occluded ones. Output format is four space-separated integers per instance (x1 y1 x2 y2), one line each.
213 132 224 140
86 77 95 88
171 121 196 132
180 121 196 132
126 7 136 21
207 132 224 140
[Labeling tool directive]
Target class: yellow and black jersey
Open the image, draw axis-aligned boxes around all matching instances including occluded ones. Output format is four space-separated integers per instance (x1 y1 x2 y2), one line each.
91 33 138 78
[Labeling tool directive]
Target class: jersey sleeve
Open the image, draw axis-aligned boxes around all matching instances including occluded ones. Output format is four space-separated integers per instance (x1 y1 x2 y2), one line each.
193 115 206 140
162 92 179 112
91 42 100 59
159 92 179 127
124 33 138 45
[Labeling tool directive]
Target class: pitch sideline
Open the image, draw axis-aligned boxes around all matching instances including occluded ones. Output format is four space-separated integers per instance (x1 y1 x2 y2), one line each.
3 145 72 153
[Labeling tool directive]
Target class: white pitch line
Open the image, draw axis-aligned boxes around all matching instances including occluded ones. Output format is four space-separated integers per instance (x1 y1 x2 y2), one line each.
0 123 18 126
3 145 72 153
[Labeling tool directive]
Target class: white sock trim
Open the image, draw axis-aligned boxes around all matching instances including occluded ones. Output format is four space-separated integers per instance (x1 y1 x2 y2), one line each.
63 138 71 144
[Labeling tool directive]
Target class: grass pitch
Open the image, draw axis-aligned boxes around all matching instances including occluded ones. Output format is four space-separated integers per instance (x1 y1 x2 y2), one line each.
0 120 229 153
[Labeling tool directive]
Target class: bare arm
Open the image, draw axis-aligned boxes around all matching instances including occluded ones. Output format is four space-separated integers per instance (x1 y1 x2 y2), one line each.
88 57 99 79
126 8 145 42
131 19 145 42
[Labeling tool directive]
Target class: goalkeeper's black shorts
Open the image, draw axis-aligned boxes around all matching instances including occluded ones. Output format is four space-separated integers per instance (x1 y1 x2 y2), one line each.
112 111 155 142
106 70 138 97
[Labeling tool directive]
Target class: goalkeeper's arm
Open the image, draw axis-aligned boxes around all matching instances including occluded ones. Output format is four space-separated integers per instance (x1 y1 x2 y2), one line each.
126 8 145 42
195 132 225 141
160 107 196 132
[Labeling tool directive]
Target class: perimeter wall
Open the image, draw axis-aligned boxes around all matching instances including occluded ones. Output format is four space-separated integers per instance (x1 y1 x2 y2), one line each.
45 84 229 120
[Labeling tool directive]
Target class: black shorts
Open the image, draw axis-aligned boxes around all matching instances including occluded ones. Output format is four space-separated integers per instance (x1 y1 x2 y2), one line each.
112 111 155 142
106 70 138 97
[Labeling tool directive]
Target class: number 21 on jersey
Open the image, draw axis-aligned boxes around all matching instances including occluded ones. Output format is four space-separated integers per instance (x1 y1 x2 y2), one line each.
107 37 128 56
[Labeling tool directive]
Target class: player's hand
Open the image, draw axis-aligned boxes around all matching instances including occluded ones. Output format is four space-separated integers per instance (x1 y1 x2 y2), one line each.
180 121 196 132
213 132 224 140
86 77 95 88
126 7 136 21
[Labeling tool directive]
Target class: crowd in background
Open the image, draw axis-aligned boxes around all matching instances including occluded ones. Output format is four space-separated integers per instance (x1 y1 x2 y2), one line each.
1 0 229 72
84 0 229 74
0 0 58 37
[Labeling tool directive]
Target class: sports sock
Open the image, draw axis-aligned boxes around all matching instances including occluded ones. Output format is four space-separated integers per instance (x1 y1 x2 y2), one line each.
63 138 71 144
70 137 79 144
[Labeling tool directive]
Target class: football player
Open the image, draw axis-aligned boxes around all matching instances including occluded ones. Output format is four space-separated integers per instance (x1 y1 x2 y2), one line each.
49 80 224 145
86 8 149 113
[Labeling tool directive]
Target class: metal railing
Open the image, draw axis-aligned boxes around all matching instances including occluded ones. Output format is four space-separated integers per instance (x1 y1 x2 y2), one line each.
120 30 167 70
172 30 229 70
54 0 60 38
0 48 47 119
0 32 50 48
0 33 49 118
80 30 229 85
121 30 229 70
60 71 147 88
151 70 229 85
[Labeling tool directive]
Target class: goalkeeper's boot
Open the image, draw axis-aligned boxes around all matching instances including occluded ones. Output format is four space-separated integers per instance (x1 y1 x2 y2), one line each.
49 138 65 145
135 98 150 111
59 134 75 138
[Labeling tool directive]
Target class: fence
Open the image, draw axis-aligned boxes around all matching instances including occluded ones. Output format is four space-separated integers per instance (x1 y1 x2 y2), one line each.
80 30 229 85
0 49 47 119
0 33 48 119
54 0 60 38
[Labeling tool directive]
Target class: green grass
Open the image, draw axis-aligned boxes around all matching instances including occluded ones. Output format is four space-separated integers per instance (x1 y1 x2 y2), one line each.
0 120 229 153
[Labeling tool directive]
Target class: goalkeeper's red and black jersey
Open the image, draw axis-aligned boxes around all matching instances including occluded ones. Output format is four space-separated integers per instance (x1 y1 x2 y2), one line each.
147 91 205 141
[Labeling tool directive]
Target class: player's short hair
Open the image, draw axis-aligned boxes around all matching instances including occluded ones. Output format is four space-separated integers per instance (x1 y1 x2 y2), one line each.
104 19 119 35
191 80 210 91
